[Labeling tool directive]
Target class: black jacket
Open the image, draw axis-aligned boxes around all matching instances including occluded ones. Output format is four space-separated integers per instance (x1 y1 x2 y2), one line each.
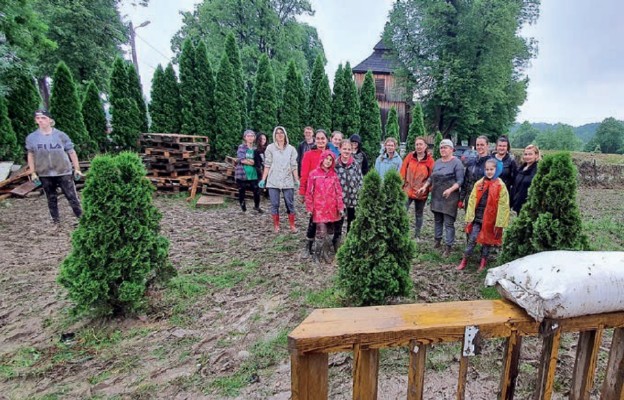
495 153 517 193
511 162 538 214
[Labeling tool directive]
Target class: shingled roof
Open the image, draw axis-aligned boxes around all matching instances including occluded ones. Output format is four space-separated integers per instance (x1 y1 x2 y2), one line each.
352 40 397 74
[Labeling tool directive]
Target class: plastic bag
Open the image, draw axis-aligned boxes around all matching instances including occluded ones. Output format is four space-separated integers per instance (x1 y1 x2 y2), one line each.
484 251 624 321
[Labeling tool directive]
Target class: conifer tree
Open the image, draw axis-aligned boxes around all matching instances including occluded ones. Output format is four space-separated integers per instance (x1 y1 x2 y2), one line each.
331 63 345 131
58 152 175 316
126 63 148 133
501 152 589 263
306 54 325 125
179 39 198 135
342 62 360 136
294 69 307 137
150 63 181 134
433 131 443 159
81 81 108 153
406 103 426 153
280 60 304 142
49 62 95 156
109 58 140 150
359 71 382 158
225 33 247 131
337 170 410 306
194 41 216 139
385 106 399 139
309 72 332 131
214 53 241 159
109 57 129 105
6 73 41 152
251 54 277 135
0 96 19 161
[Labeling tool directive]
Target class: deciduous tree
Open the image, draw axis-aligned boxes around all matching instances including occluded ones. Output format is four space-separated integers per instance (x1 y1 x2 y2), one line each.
594 117 624 154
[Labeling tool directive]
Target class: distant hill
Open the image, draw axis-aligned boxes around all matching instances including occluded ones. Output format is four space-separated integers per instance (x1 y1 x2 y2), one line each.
509 122 600 143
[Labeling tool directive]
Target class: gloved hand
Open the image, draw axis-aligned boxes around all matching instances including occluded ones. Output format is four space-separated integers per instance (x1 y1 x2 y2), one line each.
74 170 85 182
294 180 300 190
30 172 41 186
258 180 266 188
494 227 503 239
458 201 464 209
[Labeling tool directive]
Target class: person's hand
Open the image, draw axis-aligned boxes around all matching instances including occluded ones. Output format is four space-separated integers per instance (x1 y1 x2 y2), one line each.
307 211 312 218
30 172 39 182
494 227 503 239
457 200 464 209
74 170 84 181
339 210 345 218
443 188 453 198
258 180 266 188
416 186 426 195
294 180 300 190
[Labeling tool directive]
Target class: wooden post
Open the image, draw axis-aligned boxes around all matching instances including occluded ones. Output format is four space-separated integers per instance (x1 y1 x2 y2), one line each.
601 327 624 399
408 340 427 400
570 328 603 400
291 352 328 400
534 320 561 400
457 355 469 400
352 344 379 400
499 331 522 400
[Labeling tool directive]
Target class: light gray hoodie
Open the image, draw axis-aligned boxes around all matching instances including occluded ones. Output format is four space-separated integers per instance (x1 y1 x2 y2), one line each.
264 126 298 189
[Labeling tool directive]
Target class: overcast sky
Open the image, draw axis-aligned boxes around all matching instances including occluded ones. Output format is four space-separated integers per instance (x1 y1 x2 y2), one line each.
121 0 624 126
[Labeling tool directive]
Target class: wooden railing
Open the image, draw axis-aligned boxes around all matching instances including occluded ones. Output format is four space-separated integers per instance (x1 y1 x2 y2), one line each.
288 299 624 400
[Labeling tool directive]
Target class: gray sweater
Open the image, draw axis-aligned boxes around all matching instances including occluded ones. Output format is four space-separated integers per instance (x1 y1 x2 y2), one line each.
25 129 75 177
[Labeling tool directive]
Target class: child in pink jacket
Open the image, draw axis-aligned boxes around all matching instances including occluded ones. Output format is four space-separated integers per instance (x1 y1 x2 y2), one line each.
305 150 345 261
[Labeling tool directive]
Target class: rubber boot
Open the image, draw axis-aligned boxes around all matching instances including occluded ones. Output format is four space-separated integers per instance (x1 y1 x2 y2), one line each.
456 256 468 271
301 238 314 260
442 245 452 258
478 257 488 272
272 214 280 233
288 214 298 233
434 239 441 249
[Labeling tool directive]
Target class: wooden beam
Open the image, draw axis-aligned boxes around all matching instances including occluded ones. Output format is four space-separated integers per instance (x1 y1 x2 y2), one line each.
186 174 199 202
534 320 561 400
601 327 624 399
352 344 379 400
457 354 469 400
499 332 522 400
570 328 603 400
290 352 328 400
407 341 427 400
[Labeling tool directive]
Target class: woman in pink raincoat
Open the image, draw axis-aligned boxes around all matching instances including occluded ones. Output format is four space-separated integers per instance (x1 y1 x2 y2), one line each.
305 150 345 262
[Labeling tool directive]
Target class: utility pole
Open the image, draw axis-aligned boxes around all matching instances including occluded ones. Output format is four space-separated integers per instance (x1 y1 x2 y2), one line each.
128 20 151 83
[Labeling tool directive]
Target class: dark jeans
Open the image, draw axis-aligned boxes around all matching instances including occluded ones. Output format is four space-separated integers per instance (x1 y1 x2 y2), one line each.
268 188 295 215
464 222 491 258
237 180 260 209
406 198 426 238
433 211 456 246
40 175 82 223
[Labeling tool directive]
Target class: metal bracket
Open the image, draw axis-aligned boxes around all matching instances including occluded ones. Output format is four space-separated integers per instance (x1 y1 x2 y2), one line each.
463 325 480 356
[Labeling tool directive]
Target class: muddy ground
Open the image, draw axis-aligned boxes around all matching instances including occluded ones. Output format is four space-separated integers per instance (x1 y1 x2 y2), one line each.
0 186 622 400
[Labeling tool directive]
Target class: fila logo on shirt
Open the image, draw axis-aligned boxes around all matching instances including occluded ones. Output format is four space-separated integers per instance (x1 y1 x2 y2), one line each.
37 143 63 150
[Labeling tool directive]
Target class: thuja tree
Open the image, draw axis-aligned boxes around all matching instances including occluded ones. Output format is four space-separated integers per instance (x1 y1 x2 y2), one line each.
331 63 345 132
251 53 277 135
280 60 304 142
406 103 425 153
109 58 140 150
0 96 19 161
81 81 108 153
385 106 399 139
58 152 175 316
194 41 216 139
225 33 247 131
179 39 198 135
359 71 382 158
6 73 41 152
49 62 96 157
214 53 240 159
150 63 181 134
500 152 589 263
308 56 332 131
342 62 360 135
433 131 443 159
337 170 411 306
126 63 148 133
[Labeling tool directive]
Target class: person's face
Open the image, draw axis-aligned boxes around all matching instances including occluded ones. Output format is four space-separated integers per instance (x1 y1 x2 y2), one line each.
415 140 427 154
331 134 343 148
440 145 453 158
475 139 488 156
260 135 267 146
485 163 496 179
275 129 285 143
523 149 538 164
385 141 396 154
340 142 352 159
322 155 333 169
245 133 255 145
304 128 314 141
496 141 508 155
315 133 327 149
352 141 359 152
35 115 52 129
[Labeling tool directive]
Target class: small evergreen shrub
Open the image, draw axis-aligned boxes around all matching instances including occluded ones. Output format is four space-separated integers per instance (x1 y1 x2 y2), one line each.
433 132 443 159
58 152 175 316
385 106 399 139
500 152 589 263
406 103 425 153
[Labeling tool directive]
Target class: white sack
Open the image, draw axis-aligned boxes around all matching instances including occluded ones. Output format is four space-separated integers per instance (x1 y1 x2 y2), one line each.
484 251 624 321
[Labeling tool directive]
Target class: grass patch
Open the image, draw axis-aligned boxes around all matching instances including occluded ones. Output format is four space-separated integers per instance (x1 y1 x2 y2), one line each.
583 217 624 250
305 286 343 308
480 285 501 300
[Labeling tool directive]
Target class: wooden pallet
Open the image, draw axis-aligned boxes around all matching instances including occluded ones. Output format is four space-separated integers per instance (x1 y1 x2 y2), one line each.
139 133 209 144
195 195 225 208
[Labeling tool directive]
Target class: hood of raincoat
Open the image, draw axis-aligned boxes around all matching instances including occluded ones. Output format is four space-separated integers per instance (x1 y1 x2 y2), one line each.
272 126 289 147
318 150 336 169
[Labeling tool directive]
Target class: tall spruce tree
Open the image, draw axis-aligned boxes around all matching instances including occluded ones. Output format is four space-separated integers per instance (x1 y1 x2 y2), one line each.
501 152 589 263
126 63 148 133
385 106 399 139
0 96 20 161
433 131 443 159
81 81 108 153
150 63 182 134
58 152 175 316
337 170 407 306
406 103 426 153
49 62 95 156
214 53 241 159
6 73 41 153
179 39 198 135
342 62 360 136
359 71 382 158
280 60 304 142
331 63 345 132
225 33 247 131
194 41 216 138
251 54 277 135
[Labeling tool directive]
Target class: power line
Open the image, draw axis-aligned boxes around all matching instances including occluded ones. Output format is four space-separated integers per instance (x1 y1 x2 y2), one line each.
135 33 172 63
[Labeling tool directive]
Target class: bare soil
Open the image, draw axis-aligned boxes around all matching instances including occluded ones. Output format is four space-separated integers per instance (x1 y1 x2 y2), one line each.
0 186 622 399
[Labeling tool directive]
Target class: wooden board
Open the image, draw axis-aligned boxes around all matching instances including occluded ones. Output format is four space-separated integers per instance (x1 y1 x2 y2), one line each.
0 166 30 189
10 180 40 197
195 195 225 208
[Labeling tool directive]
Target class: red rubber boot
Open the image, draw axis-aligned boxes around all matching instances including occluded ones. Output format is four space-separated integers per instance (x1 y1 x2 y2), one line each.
288 214 298 233
478 257 488 272
272 214 280 233
456 256 468 271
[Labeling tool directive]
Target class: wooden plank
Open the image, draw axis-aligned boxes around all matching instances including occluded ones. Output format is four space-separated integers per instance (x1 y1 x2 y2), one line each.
457 354 469 400
186 175 199 202
570 328 603 400
534 320 561 400
407 341 427 400
290 352 328 400
0 166 30 189
499 332 522 400
10 180 39 197
195 195 224 208
601 327 624 399
0 193 12 202
352 345 378 400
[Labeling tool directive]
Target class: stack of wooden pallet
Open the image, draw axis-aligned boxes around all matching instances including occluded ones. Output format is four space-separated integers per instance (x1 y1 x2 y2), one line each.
201 157 239 198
